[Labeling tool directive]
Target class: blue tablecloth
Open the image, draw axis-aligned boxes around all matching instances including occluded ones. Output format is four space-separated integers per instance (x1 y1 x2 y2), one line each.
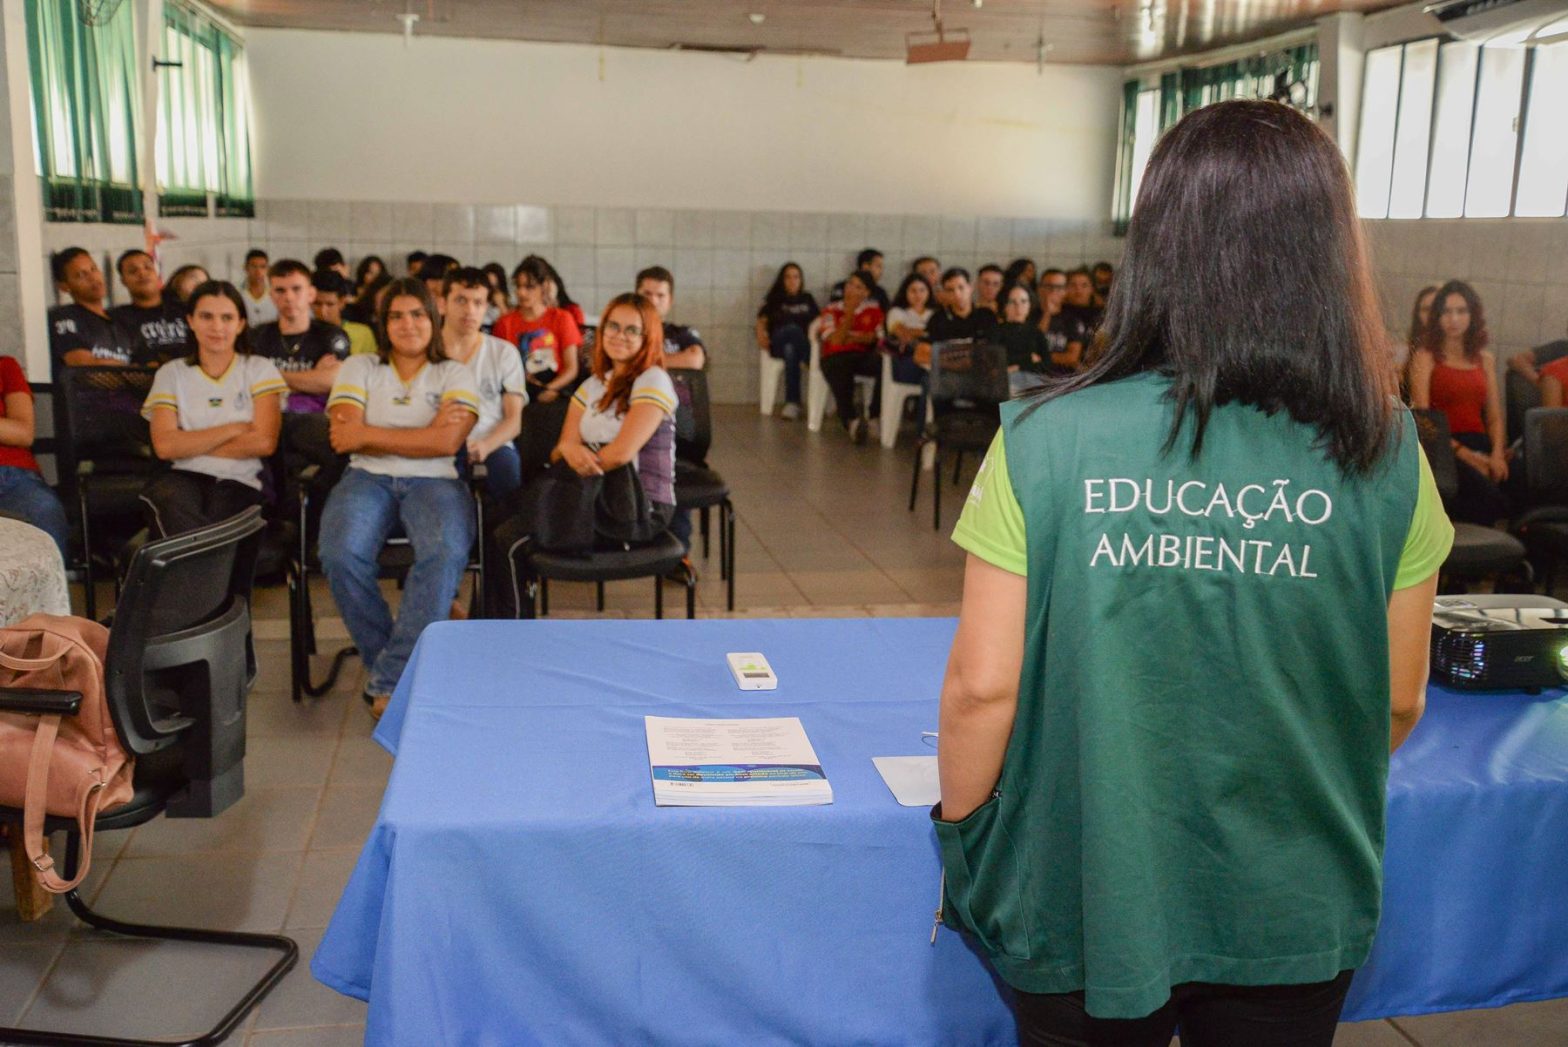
312 618 1568 1044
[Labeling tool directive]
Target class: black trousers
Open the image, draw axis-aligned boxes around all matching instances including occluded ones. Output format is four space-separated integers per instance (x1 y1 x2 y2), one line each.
819 350 880 425
1449 431 1510 526
1012 970 1355 1047
140 469 265 539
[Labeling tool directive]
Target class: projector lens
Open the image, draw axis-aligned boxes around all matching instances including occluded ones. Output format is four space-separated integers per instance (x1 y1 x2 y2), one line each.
1558 644 1568 680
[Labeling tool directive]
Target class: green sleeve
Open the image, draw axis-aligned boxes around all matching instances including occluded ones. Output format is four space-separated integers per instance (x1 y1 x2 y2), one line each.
1393 447 1455 589
950 429 1027 576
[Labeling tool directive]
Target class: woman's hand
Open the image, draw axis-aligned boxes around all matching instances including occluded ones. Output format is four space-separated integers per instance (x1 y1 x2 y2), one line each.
561 443 602 477
1488 452 1509 483
328 412 367 454
467 434 494 463
537 387 559 404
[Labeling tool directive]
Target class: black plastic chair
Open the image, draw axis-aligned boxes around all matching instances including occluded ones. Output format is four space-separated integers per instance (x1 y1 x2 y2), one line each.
0 506 298 1047
1411 408 1528 589
908 340 1009 531
53 366 163 619
525 532 696 619
287 469 487 704
1513 407 1568 593
669 369 736 611
1505 339 1568 444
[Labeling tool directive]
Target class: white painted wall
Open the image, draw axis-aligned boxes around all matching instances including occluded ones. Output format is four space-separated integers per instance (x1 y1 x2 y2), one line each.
244 29 1122 221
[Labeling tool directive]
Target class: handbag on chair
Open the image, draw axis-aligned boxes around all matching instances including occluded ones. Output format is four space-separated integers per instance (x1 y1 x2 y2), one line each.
520 456 655 554
0 614 134 893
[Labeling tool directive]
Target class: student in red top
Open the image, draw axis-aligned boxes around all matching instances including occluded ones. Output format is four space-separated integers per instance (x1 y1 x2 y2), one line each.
817 269 884 444
492 256 581 405
535 256 587 330
1408 279 1509 524
0 356 70 557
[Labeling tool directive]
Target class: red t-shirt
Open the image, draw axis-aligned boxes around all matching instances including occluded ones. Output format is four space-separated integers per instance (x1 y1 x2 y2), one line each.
491 307 582 381
0 357 40 472
818 301 884 358
1540 356 1568 389
1429 361 1487 436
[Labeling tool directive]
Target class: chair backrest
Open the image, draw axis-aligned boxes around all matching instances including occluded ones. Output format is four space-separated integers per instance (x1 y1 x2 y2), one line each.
1524 407 1568 507
1411 407 1459 503
28 380 59 487
105 506 265 815
54 366 158 489
1507 340 1568 442
929 339 1010 412
666 368 712 465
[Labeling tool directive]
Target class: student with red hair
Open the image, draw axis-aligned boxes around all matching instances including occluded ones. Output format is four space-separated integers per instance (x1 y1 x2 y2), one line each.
553 292 678 535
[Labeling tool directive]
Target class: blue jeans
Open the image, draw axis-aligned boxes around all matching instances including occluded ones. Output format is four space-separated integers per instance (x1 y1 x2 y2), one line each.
0 466 69 560
459 443 522 500
769 324 810 404
319 468 475 696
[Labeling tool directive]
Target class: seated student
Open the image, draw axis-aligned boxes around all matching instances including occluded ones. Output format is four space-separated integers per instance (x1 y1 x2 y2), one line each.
921 267 998 364
314 247 351 282
817 269 884 444
240 249 278 326
110 249 188 366
912 256 945 309
636 266 705 370
48 247 140 374
556 292 679 540
481 262 511 331
441 268 527 498
535 257 587 329
319 278 479 718
354 255 387 299
1060 266 1105 359
139 281 285 538
493 256 582 404
1504 324 1568 406
1408 280 1509 525
1091 259 1115 306
1036 267 1079 370
830 249 890 311
974 265 1005 316
885 273 935 376
251 259 352 487
165 264 210 307
349 270 391 329
994 283 1053 395
405 251 428 279
311 270 378 357
0 354 70 558
755 262 820 420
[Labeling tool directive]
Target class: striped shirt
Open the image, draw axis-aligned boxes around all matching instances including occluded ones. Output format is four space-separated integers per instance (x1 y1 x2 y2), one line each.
573 367 677 506
327 354 479 479
142 354 286 489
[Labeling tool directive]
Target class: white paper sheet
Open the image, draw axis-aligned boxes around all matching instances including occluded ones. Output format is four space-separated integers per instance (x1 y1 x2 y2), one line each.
872 756 940 807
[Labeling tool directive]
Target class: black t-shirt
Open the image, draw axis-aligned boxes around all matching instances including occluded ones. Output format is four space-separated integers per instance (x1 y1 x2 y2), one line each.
759 292 820 331
1058 304 1103 348
993 322 1050 373
48 304 140 374
926 307 998 343
829 280 891 312
663 321 705 366
110 301 189 366
251 320 350 412
1042 313 1071 361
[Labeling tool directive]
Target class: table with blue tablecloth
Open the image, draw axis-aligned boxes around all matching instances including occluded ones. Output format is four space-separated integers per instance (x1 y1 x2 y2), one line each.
311 618 1568 1045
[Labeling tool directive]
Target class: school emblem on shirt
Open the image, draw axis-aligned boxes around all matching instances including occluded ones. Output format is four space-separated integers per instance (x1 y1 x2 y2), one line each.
481 378 499 400
425 392 442 409
392 393 412 406
208 396 223 408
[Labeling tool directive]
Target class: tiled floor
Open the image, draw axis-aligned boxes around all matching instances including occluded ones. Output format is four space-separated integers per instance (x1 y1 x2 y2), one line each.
2 406 1564 1045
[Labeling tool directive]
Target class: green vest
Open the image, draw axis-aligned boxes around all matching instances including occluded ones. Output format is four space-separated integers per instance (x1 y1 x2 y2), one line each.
935 372 1420 1019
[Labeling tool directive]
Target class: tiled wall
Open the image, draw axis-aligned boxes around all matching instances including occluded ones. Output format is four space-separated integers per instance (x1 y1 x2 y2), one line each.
0 173 21 362
1363 218 1568 362
47 200 1126 404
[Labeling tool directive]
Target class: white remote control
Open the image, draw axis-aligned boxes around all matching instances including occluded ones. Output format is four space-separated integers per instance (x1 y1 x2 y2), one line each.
726 652 778 691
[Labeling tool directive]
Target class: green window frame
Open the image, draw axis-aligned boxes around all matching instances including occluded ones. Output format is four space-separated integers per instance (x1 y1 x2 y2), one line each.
25 0 144 224
159 2 254 218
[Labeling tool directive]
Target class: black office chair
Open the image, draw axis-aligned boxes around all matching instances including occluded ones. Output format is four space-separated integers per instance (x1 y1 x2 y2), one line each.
53 366 163 619
286 471 487 704
1410 408 1528 589
525 533 696 619
670 369 736 611
908 340 1009 531
1513 407 1568 593
0 506 298 1047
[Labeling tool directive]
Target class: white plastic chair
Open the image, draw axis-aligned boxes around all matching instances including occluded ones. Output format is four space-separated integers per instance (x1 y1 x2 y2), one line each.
805 319 876 433
879 352 925 449
758 350 785 416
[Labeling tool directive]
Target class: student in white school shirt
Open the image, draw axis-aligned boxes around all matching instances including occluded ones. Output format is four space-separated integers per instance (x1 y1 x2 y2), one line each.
319 278 480 718
440 267 527 499
140 281 285 539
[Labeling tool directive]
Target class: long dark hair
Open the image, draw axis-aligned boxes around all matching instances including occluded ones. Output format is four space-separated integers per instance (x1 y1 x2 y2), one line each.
1024 100 1394 475
355 255 386 289
891 273 933 311
182 280 251 361
1407 284 1439 350
375 278 447 364
761 262 804 315
1421 279 1488 361
524 255 577 311
1003 258 1035 290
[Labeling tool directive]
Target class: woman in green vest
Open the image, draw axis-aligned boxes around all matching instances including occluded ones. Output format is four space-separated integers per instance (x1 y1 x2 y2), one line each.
933 100 1454 1045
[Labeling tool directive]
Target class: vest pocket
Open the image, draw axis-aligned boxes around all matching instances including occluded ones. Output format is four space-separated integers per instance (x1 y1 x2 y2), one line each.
932 797 1034 960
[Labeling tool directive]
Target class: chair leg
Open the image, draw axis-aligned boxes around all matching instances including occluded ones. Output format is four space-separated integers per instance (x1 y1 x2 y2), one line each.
700 506 711 561
596 581 605 612
952 450 964 486
932 446 943 531
717 504 728 581
540 577 550 617
686 560 697 619
725 500 736 613
0 832 299 1047
291 558 357 701
79 492 96 621
908 439 923 512
655 574 665 619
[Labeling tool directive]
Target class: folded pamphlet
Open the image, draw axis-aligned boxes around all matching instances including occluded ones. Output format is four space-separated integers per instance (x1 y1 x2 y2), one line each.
644 715 833 807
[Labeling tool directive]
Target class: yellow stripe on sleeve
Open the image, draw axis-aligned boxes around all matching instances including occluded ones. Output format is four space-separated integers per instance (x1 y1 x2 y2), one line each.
251 379 287 398
326 384 369 409
441 389 481 415
629 388 677 416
